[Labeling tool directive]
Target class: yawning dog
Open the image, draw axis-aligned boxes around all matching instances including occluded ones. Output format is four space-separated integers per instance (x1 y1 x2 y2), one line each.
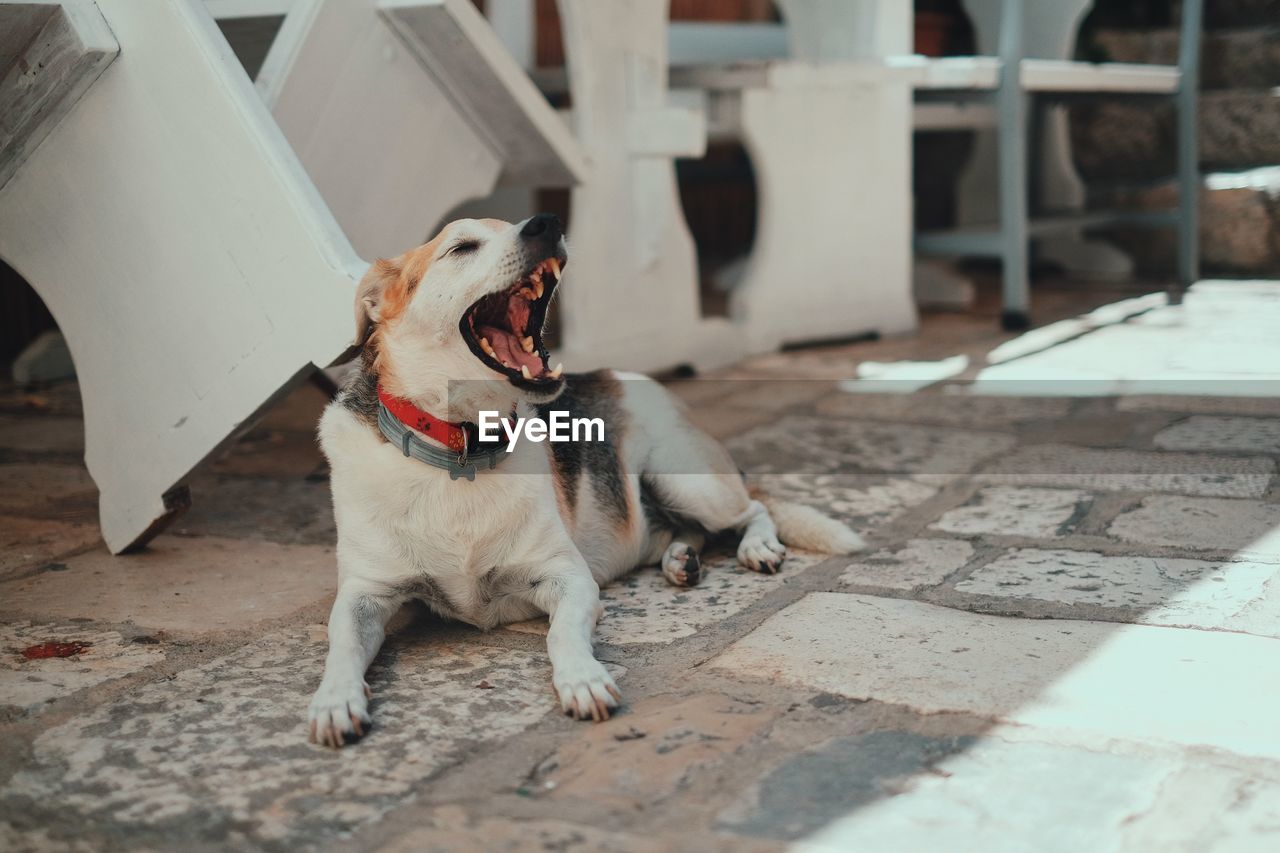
309 214 865 747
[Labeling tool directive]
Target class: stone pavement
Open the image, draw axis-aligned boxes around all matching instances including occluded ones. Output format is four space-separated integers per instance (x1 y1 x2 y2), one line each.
3 287 1280 851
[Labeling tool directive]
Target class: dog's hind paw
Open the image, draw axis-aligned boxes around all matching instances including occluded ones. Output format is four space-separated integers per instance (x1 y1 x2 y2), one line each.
661 542 701 587
308 678 372 748
553 657 621 722
738 532 786 575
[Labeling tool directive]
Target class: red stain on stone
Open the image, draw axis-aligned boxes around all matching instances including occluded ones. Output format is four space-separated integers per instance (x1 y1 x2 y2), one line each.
21 641 91 660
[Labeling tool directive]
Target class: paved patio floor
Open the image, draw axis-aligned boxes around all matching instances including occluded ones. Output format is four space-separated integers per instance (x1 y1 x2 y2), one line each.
3 279 1280 851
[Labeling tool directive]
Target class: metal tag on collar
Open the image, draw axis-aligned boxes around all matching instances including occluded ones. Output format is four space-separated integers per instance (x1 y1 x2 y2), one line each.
450 429 474 481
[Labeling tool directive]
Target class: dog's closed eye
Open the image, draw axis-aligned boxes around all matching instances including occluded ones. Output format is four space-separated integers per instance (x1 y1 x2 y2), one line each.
445 240 481 258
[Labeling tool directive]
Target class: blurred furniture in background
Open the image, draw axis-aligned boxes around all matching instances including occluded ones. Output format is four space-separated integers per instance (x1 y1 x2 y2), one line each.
914 0 1202 328
670 0 921 349
255 0 584 261
552 0 747 372
952 0 1137 282
0 0 363 553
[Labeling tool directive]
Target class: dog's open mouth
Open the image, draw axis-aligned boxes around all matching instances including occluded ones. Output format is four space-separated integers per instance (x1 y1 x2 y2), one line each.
460 257 564 386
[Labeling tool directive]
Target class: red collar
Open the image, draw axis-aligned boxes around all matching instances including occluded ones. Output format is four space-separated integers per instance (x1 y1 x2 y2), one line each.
377 386 475 452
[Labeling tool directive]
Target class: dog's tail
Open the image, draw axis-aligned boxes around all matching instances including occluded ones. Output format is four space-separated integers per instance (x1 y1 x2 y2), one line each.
758 494 866 554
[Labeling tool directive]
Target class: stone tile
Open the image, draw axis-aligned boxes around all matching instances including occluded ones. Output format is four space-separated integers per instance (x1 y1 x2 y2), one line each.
1108 496 1280 560
175 476 335 545
0 823 97 853
930 487 1092 539
972 283 1280 396
534 694 772 810
840 539 973 591
794 732 1280 853
711 592 1280 760
0 463 97 519
0 516 100 580
378 812 679 853
660 378 738 407
209 428 327 479
750 473 940 532
956 548 1280 638
981 444 1274 499
508 552 824 645
0 380 83 417
814 393 1072 429
1118 750 1280 852
0 537 336 635
253 381 331 434
1118 395 1280 417
685 404 780 441
719 731 976 842
1152 416 1280 454
727 415 1015 477
0 415 84 454
0 629 554 848
0 621 165 710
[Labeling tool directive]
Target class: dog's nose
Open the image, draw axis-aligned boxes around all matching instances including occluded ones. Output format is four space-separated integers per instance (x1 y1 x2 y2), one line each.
520 213 563 244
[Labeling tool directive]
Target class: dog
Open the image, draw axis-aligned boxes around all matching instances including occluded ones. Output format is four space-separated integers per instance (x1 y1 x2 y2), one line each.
308 214 865 747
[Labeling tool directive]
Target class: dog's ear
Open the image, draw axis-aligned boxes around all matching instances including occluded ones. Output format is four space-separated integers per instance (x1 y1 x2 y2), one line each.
353 258 402 349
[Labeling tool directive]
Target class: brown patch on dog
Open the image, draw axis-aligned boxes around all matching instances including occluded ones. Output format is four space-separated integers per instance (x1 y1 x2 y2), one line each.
538 371 634 535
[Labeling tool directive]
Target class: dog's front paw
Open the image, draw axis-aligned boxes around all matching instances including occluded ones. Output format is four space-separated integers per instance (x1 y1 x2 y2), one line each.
738 531 786 574
553 657 621 722
308 677 372 748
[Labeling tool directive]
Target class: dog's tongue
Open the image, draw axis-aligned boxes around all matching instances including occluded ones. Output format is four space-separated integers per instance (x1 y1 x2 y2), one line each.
479 326 543 373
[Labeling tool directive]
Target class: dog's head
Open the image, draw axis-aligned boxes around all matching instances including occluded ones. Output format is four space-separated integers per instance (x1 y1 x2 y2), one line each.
355 215 568 418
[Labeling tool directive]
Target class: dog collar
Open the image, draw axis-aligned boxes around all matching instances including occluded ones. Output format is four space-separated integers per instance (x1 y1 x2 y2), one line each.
376 386 511 481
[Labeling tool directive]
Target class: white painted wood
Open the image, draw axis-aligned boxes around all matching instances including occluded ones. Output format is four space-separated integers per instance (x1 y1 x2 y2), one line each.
666 1 919 347
0 0 118 190
551 0 743 373
910 56 1177 94
379 0 585 185
264 0 583 262
956 0 1135 279
485 0 534 70
252 0 319 107
204 0 294 18
0 0 363 552
730 68 918 346
780 0 910 61
626 105 705 158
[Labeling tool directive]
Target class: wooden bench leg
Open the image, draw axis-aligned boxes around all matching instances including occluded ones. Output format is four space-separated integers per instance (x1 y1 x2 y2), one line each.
0 0 362 553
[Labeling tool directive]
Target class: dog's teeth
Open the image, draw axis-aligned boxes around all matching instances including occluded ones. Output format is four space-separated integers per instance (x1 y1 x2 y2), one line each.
550 363 563 379
546 258 561 280
521 336 535 353
521 365 533 380
533 278 544 299
502 360 512 369
480 337 495 357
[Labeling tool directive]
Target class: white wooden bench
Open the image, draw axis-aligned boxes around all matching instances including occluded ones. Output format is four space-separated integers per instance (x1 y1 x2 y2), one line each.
548 0 746 373
256 0 585 261
669 0 920 348
0 0 364 553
